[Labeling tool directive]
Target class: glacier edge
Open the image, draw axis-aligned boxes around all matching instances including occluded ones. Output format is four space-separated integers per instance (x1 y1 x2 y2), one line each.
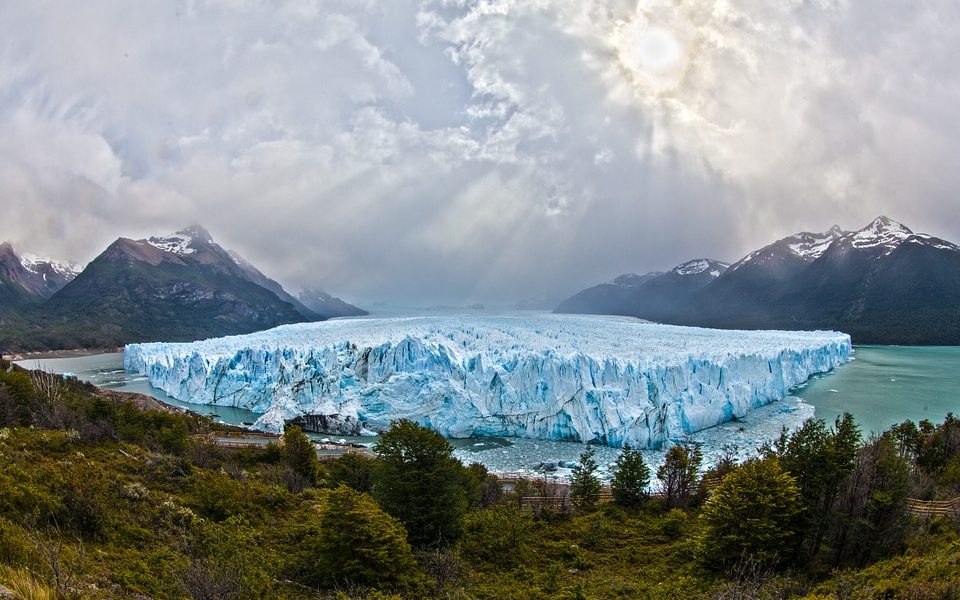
123 315 851 448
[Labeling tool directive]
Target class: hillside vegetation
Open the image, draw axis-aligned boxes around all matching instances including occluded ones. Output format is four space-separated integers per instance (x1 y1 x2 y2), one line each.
0 360 959 599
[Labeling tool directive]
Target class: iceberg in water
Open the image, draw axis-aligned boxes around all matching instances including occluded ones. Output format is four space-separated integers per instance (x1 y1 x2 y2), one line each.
123 315 851 448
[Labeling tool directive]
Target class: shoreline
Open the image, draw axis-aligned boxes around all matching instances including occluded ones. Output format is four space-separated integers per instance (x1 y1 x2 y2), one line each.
6 347 122 361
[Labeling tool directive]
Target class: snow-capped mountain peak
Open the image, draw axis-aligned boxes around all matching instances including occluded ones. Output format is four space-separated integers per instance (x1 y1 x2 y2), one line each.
727 225 850 273
849 216 913 250
18 251 81 279
146 225 212 255
672 259 729 277
784 226 849 260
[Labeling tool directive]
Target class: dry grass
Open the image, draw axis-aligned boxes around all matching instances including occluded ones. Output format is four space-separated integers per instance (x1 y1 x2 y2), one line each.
0 566 56 600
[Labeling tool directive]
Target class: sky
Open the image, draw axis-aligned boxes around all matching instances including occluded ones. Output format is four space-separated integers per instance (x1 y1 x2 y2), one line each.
1 0 959 306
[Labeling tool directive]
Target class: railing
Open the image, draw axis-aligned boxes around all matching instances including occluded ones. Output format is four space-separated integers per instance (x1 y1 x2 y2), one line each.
906 497 960 517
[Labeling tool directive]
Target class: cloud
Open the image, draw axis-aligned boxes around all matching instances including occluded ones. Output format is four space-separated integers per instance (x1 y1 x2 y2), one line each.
0 0 958 305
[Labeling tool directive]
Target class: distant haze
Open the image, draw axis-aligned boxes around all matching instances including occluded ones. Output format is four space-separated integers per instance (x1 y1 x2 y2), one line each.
1 1 959 306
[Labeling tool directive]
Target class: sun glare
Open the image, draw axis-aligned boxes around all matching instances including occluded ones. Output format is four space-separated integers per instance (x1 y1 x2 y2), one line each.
612 5 693 95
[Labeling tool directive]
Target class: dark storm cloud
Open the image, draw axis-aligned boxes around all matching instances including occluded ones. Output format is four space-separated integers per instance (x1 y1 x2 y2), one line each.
1 0 958 306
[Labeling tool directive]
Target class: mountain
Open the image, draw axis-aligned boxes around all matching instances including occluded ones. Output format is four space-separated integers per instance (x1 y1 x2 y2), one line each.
622 259 730 322
2 226 331 351
0 243 79 302
298 289 367 318
0 243 80 328
768 217 960 343
697 226 850 326
555 258 729 319
553 272 663 315
555 217 960 344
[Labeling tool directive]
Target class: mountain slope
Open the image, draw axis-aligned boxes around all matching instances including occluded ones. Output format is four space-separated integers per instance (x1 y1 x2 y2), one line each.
772 218 960 343
555 217 960 344
554 259 728 320
622 259 729 322
298 289 367 318
0 243 80 328
553 272 663 315
694 226 849 326
4 227 321 351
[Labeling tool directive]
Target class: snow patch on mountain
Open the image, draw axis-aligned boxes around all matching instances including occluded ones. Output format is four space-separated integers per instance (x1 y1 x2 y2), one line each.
849 216 913 251
18 252 81 280
147 233 196 255
728 226 848 273
785 225 848 259
673 259 729 276
124 315 851 448
146 226 214 256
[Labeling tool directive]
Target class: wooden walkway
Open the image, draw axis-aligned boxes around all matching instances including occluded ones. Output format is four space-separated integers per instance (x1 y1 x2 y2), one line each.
193 432 374 461
906 497 960 517
502 471 959 516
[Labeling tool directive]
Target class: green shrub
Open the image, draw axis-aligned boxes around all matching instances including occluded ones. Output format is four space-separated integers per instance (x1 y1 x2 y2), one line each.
300 485 420 591
459 505 534 568
697 457 800 571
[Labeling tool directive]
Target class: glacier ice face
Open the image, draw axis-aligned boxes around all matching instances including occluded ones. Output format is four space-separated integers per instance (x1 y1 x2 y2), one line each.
123 315 851 448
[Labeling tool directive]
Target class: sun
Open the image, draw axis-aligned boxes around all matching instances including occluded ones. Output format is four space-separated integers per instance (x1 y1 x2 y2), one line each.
611 3 694 95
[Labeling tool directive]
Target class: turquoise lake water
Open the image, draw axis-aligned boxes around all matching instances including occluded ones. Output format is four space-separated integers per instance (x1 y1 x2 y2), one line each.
793 345 960 435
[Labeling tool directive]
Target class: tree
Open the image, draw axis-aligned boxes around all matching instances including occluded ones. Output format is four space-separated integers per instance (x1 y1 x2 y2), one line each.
281 425 320 485
611 444 650 507
327 451 375 493
697 457 801 571
657 444 702 508
569 446 602 511
372 420 467 547
829 433 910 567
778 413 860 558
301 485 419 590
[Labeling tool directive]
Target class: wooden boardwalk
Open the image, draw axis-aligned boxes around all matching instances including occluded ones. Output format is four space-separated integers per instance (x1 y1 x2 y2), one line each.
194 432 374 461
502 471 958 516
906 497 960 517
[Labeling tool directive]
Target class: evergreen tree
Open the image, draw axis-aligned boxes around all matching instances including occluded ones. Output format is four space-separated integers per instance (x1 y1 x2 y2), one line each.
570 446 602 510
779 413 860 558
610 444 650 507
656 444 702 508
697 457 801 571
301 485 420 590
372 419 467 547
281 425 320 484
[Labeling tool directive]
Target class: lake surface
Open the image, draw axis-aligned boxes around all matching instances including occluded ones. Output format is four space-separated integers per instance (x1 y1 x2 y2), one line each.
792 345 960 435
17 344 960 476
14 352 262 427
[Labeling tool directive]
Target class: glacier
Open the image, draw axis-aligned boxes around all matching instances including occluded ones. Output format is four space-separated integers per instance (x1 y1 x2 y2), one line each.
123 315 851 448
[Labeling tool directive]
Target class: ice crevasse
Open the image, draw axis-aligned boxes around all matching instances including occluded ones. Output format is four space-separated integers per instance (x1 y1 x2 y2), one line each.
123 315 851 448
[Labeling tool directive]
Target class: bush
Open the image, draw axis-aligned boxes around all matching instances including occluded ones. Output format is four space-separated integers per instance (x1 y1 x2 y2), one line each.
459 505 534 569
282 425 321 485
697 457 800 571
300 485 420 590
657 444 702 508
327 452 376 493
